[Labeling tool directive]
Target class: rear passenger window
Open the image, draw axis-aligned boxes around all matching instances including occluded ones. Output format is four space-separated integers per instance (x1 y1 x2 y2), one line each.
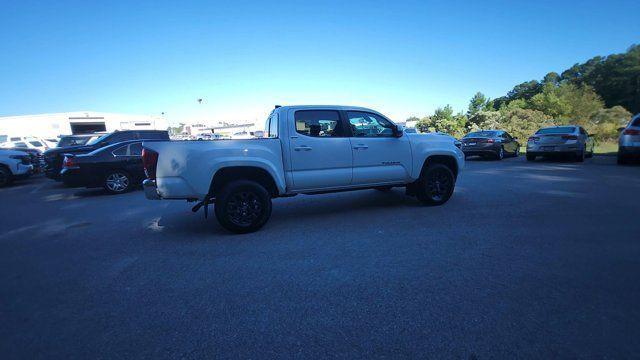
129 143 142 156
112 144 129 156
294 110 344 137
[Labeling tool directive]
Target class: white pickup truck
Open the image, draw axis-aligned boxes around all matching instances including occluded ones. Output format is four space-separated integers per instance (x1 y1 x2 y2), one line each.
142 106 465 233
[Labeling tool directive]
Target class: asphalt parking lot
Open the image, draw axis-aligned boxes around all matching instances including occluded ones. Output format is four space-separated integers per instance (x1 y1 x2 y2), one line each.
1 155 639 358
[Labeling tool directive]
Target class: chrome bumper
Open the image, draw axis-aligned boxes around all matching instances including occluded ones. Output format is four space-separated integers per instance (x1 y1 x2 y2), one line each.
143 179 161 200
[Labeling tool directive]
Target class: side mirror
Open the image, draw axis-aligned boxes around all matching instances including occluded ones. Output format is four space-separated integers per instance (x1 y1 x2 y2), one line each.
393 124 404 138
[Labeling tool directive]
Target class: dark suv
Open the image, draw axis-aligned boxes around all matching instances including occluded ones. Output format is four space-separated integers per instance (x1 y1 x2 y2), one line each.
44 130 169 179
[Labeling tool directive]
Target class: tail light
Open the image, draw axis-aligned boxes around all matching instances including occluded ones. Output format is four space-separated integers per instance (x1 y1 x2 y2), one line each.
562 135 578 140
623 129 640 136
486 138 495 143
528 136 539 142
142 148 159 180
62 156 75 169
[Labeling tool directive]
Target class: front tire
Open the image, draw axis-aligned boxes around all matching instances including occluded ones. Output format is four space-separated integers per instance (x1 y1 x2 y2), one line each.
416 164 455 206
0 167 13 188
513 147 520 157
496 146 504 160
575 149 585 162
104 170 132 194
214 180 272 234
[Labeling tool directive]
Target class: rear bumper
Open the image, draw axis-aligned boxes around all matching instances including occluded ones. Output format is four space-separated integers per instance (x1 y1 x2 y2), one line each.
462 149 498 156
527 143 581 154
143 179 161 200
618 146 640 155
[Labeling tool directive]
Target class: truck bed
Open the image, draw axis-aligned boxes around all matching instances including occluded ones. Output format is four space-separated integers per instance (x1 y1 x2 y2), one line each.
143 139 285 200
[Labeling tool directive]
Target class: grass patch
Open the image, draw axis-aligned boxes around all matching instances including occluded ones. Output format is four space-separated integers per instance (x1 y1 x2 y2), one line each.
594 142 618 155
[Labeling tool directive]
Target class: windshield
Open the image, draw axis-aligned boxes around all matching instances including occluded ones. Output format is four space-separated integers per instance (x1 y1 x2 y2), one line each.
465 131 497 138
536 127 575 134
86 133 110 145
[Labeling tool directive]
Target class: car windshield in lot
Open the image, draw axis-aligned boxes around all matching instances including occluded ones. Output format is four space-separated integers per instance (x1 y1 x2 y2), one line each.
465 131 497 138
536 127 575 134
58 137 91 147
86 133 110 145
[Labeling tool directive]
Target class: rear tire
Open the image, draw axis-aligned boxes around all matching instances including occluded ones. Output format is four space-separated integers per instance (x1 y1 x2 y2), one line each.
496 147 504 160
214 180 272 234
0 167 13 188
575 149 585 162
526 154 536 161
514 147 520 157
415 164 455 206
104 170 132 194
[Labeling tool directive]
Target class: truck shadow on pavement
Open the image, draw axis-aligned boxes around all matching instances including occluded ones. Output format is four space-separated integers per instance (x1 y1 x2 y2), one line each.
155 189 428 237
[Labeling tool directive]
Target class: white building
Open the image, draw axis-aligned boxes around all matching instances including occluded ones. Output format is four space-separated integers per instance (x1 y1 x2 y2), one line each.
0 111 168 140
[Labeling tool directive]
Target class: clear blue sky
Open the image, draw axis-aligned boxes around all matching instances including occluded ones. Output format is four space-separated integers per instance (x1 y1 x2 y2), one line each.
1 0 639 124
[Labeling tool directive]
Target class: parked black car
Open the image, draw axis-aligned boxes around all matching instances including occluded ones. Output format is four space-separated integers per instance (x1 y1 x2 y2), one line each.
60 140 163 194
460 130 520 160
44 130 169 179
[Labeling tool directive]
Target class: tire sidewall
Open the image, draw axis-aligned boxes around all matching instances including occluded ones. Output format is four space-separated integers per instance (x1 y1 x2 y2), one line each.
214 180 272 234
497 147 504 160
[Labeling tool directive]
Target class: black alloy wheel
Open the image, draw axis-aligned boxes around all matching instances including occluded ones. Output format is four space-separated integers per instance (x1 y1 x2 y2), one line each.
416 164 455 206
214 180 272 233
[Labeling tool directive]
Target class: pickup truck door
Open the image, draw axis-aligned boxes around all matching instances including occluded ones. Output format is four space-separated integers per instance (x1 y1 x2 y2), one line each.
289 110 353 190
346 111 412 185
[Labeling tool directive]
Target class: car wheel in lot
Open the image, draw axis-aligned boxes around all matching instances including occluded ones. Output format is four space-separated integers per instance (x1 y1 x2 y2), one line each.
214 180 272 234
575 149 585 162
526 154 536 161
104 171 132 194
496 147 504 160
0 166 12 187
416 164 455 206
514 147 520 157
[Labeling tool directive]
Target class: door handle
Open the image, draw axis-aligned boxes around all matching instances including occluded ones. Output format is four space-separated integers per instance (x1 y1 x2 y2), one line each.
294 145 312 151
352 144 369 150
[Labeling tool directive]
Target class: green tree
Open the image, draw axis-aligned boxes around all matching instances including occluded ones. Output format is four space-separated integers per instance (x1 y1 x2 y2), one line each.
499 108 553 141
468 92 488 116
588 105 633 141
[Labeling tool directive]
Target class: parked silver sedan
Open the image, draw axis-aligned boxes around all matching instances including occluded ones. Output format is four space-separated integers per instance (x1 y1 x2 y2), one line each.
617 113 640 164
526 125 594 162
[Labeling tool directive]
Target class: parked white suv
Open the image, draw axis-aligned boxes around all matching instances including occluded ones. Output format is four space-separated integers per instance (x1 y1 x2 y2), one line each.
142 106 465 233
0 149 34 187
